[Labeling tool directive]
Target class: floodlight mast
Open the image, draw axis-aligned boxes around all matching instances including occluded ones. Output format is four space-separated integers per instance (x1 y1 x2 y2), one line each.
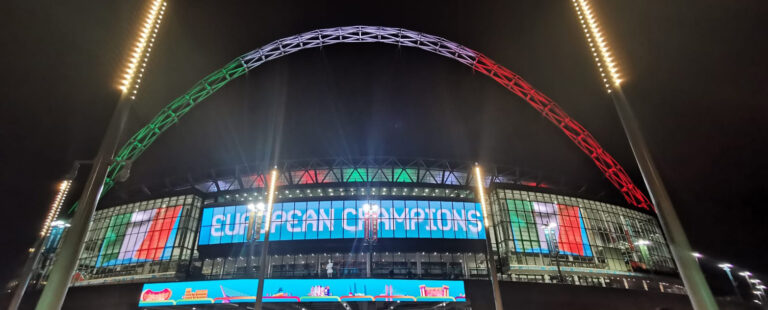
8 181 71 310
571 1 717 309
474 165 504 310
253 168 279 310
35 1 167 309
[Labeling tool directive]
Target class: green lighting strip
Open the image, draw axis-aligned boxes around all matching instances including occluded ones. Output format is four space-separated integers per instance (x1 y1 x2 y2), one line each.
69 60 247 213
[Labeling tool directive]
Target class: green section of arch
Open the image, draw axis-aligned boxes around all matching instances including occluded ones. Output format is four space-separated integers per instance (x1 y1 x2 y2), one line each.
69 59 247 213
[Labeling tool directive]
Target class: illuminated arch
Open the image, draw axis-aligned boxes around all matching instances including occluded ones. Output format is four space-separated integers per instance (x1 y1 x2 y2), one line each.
105 26 653 210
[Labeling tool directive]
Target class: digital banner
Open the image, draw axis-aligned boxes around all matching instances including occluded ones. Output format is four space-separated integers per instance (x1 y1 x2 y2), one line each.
96 205 183 266
198 200 485 245
507 200 592 256
139 278 466 306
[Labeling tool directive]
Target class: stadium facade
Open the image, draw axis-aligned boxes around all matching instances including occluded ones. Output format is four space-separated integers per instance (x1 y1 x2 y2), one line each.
29 158 688 309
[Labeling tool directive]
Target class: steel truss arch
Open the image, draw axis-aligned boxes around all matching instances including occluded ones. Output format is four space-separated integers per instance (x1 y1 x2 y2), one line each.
103 26 653 211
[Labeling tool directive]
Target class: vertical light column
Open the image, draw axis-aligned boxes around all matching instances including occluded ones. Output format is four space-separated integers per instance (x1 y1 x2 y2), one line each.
254 168 279 310
8 180 72 310
35 1 168 309
119 0 167 99
40 181 72 237
570 1 718 309
572 0 621 92
474 164 503 310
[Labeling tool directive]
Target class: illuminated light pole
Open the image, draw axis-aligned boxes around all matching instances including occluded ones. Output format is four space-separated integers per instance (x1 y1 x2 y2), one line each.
8 180 71 310
474 164 503 310
692 252 703 263
118 0 167 99
35 1 167 309
40 181 72 238
571 1 717 308
740 271 753 285
751 280 766 305
247 202 266 241
740 272 764 304
362 203 380 277
754 282 766 304
253 168 279 310
718 263 741 301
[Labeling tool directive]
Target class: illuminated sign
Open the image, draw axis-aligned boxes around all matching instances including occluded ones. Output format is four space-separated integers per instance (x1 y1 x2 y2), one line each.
44 226 65 254
96 205 183 266
198 200 485 245
507 200 592 256
139 278 466 306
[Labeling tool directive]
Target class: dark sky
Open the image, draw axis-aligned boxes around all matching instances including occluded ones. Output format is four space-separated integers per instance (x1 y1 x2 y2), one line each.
1 0 766 290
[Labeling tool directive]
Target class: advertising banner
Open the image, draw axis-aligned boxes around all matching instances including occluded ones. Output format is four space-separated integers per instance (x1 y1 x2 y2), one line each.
198 200 485 245
139 278 466 306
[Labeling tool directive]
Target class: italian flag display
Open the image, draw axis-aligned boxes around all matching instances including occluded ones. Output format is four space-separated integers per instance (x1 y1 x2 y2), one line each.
96 206 183 266
507 200 592 257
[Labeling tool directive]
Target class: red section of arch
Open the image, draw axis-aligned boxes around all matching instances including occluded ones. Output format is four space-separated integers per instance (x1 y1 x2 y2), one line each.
472 54 653 211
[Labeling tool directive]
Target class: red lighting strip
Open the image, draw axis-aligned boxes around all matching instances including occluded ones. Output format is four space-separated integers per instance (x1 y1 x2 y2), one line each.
472 54 653 211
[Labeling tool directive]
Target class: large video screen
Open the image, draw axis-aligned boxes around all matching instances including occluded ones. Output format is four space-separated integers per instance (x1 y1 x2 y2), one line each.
139 278 466 306
507 200 592 256
95 205 183 266
198 200 485 245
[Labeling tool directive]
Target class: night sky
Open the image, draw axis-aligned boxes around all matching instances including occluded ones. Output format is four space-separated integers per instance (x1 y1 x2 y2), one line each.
1 0 766 294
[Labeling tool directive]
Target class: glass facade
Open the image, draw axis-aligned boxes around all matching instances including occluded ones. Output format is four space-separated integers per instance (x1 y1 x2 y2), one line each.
39 166 682 295
490 188 675 278
197 252 489 281
74 195 201 283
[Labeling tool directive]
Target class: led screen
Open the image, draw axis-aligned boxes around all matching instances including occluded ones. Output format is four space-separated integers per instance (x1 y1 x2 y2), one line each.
95 205 183 266
139 278 466 306
507 200 592 256
198 200 485 245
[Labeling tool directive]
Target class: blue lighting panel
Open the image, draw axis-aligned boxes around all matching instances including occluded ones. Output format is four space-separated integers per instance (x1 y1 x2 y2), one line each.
139 278 467 306
198 199 485 245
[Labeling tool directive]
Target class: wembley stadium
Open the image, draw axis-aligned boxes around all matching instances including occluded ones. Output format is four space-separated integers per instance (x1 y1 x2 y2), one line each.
22 157 692 309
4 7 722 310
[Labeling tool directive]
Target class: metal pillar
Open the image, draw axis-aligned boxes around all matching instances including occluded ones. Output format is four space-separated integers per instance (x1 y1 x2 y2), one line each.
474 165 504 310
482 228 504 310
9 161 89 310
7 239 44 310
35 94 134 310
721 267 742 301
253 218 273 310
609 89 718 309
253 169 278 310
